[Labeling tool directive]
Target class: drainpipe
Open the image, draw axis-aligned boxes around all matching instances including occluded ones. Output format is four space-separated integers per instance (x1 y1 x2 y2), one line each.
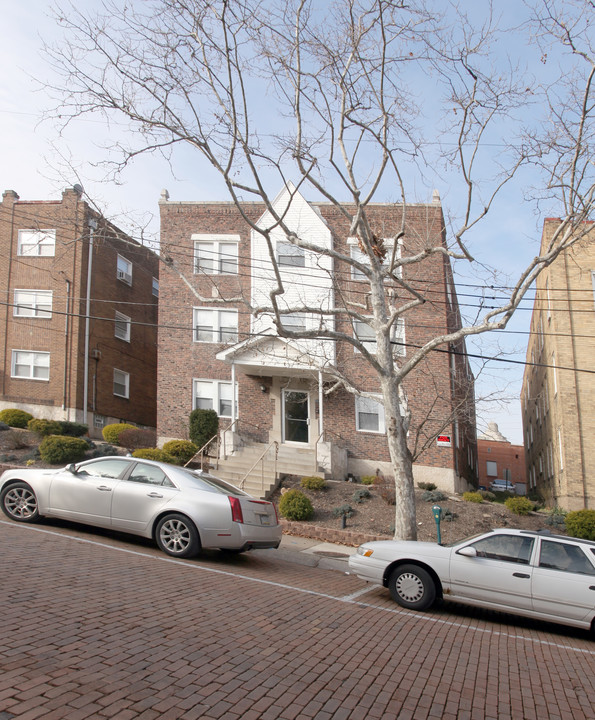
83 218 97 425
62 277 71 416
318 369 324 440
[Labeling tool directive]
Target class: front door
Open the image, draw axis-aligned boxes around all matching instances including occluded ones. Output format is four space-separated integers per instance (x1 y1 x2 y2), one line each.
283 390 309 443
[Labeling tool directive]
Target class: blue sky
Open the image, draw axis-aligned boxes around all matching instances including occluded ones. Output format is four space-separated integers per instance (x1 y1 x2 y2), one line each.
2 0 575 446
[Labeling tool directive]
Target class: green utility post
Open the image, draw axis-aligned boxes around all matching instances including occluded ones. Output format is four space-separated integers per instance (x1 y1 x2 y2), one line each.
432 505 442 544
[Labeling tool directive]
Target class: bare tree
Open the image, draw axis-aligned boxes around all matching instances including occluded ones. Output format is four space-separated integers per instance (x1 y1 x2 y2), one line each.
43 0 595 539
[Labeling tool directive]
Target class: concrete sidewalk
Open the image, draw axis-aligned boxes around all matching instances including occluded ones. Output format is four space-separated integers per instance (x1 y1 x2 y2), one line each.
255 533 358 572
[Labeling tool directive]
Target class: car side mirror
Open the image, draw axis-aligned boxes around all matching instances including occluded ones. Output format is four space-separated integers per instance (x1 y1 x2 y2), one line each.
457 546 478 558
66 463 78 474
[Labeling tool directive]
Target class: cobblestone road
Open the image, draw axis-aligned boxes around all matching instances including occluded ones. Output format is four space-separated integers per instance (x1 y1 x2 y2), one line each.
1 519 594 720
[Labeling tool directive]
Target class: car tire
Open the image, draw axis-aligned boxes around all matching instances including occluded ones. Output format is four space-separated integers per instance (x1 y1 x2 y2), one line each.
388 564 436 610
1 481 40 523
155 513 201 558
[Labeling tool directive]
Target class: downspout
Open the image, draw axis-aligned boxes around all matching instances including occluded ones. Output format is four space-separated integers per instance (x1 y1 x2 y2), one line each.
2 196 17 395
318 369 324 440
83 218 97 425
62 277 71 416
564 251 588 507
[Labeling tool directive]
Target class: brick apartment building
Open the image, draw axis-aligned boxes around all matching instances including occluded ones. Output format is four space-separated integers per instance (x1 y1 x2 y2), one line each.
477 422 526 494
0 187 159 436
522 220 595 509
157 185 477 493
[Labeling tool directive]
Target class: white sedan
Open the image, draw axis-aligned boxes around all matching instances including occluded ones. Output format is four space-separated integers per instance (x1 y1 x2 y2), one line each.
349 528 595 631
0 456 281 557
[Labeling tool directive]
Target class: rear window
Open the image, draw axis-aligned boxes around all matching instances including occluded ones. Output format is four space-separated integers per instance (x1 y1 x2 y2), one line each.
176 468 248 496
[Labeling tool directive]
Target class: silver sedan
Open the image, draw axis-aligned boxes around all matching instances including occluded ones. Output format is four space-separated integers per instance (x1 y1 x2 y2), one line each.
349 528 595 631
0 456 281 557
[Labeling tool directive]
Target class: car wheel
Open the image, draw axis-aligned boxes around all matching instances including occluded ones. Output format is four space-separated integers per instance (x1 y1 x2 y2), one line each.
1 482 40 523
155 513 201 558
388 564 436 610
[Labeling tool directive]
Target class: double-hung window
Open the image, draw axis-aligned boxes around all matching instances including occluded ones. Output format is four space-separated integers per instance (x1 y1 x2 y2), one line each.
117 255 132 285
11 350 50 380
193 379 235 418
193 235 239 275
280 313 307 333
348 237 402 279
113 369 130 398
354 317 405 356
114 311 131 342
152 277 159 297
18 229 56 257
277 242 305 267
355 395 385 433
193 308 238 343
13 290 52 318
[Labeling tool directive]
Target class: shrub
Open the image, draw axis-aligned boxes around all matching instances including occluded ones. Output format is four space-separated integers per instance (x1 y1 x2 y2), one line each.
189 409 219 450
278 489 314 521
58 421 88 437
564 509 595 541
376 477 396 505
163 440 198 464
0 408 34 428
28 418 63 437
352 487 371 503
463 491 483 504
300 476 326 491
505 496 534 516
422 490 448 503
131 448 176 463
418 481 437 491
544 507 567 529
0 422 10 431
3 429 29 450
479 490 496 502
442 508 457 522
118 428 157 450
39 435 88 464
361 476 376 485
332 504 355 518
102 423 137 445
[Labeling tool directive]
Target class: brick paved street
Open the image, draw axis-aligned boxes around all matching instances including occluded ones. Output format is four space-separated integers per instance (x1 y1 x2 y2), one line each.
1 519 594 720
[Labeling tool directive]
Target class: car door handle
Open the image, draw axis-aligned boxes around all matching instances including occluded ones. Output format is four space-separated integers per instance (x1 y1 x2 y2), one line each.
147 492 163 498
512 573 530 579
97 485 113 491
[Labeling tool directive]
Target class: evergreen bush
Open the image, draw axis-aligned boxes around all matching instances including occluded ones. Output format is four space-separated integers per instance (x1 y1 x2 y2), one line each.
564 509 595 540
163 440 198 464
189 409 219 450
463 491 483 504
300 476 326 490
28 418 62 436
352 487 371 503
58 421 88 437
39 435 88 464
278 489 314 521
0 408 34 428
504 496 534 516
131 448 176 463
102 423 137 445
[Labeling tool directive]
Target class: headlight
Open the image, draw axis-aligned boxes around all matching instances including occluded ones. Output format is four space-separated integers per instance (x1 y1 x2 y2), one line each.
357 546 374 557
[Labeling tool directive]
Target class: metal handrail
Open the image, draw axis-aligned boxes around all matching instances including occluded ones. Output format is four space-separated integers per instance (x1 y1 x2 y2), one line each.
238 440 279 495
184 418 237 470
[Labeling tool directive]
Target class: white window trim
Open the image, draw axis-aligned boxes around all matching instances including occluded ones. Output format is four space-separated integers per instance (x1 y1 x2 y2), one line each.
13 289 53 318
193 234 240 275
117 255 132 285
113 368 130 398
11 350 50 381
280 313 308 333
193 308 238 344
193 378 237 419
355 395 386 434
114 311 131 342
17 229 56 257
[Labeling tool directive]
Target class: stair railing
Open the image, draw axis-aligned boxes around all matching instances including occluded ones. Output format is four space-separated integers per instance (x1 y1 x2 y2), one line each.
238 440 279 495
184 418 238 470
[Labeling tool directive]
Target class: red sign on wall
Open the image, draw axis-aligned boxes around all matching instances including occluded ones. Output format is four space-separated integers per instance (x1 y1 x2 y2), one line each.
437 435 452 447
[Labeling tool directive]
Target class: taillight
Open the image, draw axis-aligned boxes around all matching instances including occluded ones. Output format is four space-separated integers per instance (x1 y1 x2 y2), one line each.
229 496 244 524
